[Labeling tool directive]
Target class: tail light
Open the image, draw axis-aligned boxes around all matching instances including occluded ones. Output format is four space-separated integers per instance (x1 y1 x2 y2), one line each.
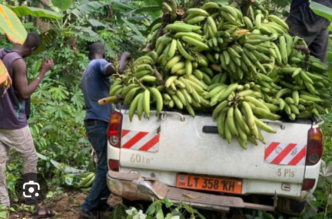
109 159 119 171
302 179 316 190
305 126 323 166
107 111 123 148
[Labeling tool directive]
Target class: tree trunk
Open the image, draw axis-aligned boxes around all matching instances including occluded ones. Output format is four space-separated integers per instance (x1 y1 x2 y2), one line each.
35 0 50 32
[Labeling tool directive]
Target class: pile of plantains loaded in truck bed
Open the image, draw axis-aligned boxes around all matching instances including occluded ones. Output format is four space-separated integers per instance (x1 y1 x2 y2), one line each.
100 1 332 148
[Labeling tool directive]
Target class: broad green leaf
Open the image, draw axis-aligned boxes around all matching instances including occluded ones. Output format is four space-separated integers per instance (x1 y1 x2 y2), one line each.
36 152 85 174
131 5 161 14
112 204 127 218
302 195 318 218
51 0 72 11
162 197 173 208
88 19 108 28
145 202 157 215
34 29 59 54
310 2 332 21
327 51 332 63
156 209 164 219
129 5 162 20
182 203 194 214
112 1 134 10
0 4 27 44
8 6 63 19
320 160 332 183
309 200 322 207
71 1 110 18
121 18 145 43
127 17 146 26
74 26 99 39
70 86 84 109
141 0 162 7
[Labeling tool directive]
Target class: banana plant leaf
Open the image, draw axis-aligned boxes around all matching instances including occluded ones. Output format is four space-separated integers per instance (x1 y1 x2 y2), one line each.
310 2 332 21
71 1 110 18
37 152 86 174
328 52 332 63
129 6 161 14
8 5 63 20
0 4 27 44
34 29 59 54
51 0 72 11
121 18 145 43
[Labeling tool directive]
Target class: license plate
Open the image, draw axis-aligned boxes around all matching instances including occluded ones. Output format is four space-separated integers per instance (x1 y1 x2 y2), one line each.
176 174 242 194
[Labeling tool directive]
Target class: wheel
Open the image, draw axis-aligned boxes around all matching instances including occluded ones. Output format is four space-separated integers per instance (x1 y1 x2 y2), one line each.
276 197 306 216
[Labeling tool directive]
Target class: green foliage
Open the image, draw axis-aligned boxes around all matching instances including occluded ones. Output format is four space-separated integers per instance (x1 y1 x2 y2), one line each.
27 57 89 168
310 2 332 22
111 198 206 219
310 113 332 218
51 0 72 11
70 1 111 19
0 3 27 44
8 5 63 19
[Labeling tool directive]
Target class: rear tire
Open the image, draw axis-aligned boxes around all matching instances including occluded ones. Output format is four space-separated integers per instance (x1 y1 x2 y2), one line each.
276 197 306 216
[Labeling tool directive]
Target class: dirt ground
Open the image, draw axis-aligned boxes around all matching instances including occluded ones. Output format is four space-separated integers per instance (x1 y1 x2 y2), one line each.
8 188 113 219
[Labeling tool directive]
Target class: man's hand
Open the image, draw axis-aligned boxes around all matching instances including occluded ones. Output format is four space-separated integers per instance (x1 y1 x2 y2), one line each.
41 58 54 74
118 52 131 74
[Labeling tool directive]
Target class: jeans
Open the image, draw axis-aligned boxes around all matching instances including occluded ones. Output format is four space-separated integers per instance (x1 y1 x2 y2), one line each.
80 124 110 211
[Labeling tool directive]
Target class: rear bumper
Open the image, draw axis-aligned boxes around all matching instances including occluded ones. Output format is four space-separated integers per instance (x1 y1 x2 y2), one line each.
106 170 276 212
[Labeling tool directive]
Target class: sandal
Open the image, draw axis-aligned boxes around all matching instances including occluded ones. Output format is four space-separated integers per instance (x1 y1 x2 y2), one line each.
31 205 55 218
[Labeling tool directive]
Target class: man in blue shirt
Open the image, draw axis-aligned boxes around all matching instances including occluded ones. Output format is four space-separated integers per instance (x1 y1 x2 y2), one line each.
286 0 331 63
79 43 130 219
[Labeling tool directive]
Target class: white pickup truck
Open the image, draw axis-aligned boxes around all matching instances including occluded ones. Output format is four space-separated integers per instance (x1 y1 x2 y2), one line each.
106 107 324 215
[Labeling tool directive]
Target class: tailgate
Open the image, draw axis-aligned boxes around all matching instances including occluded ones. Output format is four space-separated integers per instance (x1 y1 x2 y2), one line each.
119 110 309 184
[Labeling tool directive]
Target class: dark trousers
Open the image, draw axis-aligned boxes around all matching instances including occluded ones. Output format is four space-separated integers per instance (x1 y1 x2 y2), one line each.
286 0 331 64
80 123 110 211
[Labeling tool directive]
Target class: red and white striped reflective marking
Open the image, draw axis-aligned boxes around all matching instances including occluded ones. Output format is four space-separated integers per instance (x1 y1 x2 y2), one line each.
264 142 307 166
121 129 160 152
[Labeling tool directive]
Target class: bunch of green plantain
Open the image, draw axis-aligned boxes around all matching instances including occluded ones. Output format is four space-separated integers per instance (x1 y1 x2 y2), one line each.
208 83 280 149
269 49 331 120
103 1 331 149
163 74 212 116
79 172 96 192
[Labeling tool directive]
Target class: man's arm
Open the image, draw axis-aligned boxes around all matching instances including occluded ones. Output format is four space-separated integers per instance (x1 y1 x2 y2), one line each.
105 64 116 77
105 52 132 76
12 58 53 100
